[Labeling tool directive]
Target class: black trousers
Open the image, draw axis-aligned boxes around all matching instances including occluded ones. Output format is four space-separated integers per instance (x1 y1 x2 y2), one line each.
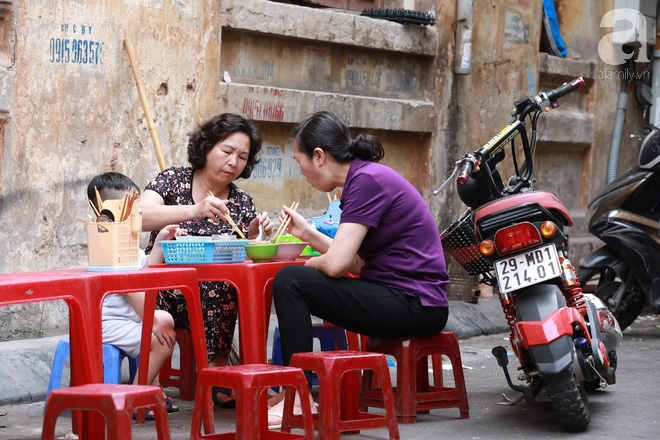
273 265 448 370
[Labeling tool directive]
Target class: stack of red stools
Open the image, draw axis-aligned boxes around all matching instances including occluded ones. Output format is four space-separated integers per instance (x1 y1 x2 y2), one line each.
360 331 469 423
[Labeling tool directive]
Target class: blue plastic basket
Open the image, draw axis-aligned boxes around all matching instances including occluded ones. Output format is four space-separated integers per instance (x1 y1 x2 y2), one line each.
160 239 250 264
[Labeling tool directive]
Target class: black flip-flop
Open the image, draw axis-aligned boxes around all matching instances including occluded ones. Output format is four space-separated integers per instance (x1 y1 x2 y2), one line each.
212 386 236 409
132 409 156 421
164 394 179 414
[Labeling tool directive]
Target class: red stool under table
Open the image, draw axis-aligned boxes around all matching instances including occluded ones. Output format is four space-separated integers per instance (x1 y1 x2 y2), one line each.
160 328 197 400
360 331 469 423
284 350 400 440
41 383 170 440
190 364 314 440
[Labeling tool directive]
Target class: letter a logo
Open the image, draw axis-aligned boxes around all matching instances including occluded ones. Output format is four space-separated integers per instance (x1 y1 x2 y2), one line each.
598 8 650 65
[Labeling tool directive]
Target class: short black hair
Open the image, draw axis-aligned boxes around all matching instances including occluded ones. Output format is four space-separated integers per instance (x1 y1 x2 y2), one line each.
187 113 262 179
87 172 140 210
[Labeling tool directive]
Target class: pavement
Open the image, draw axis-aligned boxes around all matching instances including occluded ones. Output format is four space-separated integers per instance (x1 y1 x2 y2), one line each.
0 296 509 439
1 303 658 439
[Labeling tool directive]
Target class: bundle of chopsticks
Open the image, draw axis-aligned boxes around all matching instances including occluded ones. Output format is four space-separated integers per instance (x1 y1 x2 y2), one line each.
118 193 138 222
271 201 299 244
88 186 137 223
207 191 247 239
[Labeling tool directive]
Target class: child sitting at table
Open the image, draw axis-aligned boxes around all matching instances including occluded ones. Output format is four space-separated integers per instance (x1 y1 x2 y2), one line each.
88 172 181 418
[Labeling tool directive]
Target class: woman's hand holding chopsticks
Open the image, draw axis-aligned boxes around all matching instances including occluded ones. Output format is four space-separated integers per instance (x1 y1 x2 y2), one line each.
275 202 310 242
195 191 231 226
205 191 246 238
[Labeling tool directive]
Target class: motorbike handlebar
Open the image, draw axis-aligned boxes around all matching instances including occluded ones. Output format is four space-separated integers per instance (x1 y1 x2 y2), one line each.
546 76 585 101
532 77 585 113
456 159 475 186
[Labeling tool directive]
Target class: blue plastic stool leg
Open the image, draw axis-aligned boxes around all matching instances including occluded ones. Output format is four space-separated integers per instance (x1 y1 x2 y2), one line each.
45 339 70 405
126 353 139 383
102 344 122 384
271 324 349 391
104 345 140 384
271 326 283 366
45 340 139 415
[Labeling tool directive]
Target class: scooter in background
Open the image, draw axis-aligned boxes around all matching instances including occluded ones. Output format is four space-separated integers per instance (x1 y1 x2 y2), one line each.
577 126 660 330
437 78 622 431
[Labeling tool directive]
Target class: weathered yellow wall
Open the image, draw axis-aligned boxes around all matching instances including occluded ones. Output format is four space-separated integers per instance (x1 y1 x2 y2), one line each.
0 0 626 337
2 1 221 275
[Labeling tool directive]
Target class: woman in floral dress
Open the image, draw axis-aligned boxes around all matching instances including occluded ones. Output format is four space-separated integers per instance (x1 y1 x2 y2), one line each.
141 113 273 405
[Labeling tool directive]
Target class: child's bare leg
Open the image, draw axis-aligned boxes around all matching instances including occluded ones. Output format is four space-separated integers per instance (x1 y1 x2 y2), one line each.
134 310 175 386
133 333 174 386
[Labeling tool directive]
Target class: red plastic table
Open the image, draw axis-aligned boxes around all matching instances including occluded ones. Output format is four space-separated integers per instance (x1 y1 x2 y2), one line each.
151 259 306 364
0 267 214 438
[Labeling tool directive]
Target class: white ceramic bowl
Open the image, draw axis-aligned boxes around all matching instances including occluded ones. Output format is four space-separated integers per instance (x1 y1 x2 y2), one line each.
175 235 212 241
273 242 309 262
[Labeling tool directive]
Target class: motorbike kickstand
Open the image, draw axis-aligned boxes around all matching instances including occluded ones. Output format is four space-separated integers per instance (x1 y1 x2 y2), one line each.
492 346 537 406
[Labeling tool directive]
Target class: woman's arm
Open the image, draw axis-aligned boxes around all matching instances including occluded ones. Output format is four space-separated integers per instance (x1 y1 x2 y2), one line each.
140 189 229 232
278 205 333 252
305 222 368 278
146 224 183 265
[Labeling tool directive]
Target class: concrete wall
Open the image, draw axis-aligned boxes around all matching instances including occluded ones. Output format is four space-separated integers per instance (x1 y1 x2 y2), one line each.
0 0 627 338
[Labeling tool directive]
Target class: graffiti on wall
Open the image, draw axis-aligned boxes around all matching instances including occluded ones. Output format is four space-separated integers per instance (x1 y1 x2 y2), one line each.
233 59 275 82
343 55 419 94
50 23 104 65
251 145 283 180
242 86 286 122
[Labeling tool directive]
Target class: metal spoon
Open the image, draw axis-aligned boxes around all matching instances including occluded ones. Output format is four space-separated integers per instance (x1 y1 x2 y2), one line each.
255 213 267 242
99 209 115 222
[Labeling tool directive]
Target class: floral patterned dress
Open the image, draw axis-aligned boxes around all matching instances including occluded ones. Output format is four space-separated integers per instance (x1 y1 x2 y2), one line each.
144 167 257 361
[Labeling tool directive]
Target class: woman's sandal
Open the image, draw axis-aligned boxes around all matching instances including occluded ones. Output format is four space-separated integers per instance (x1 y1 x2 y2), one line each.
164 394 179 414
211 386 236 409
132 409 156 421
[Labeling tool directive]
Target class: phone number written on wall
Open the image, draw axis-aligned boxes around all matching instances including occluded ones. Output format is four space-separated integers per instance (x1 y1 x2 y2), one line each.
50 38 104 64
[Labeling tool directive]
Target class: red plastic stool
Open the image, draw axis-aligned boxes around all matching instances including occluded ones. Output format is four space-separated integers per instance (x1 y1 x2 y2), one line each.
284 350 400 440
190 364 314 440
160 328 197 400
41 383 170 440
360 331 469 423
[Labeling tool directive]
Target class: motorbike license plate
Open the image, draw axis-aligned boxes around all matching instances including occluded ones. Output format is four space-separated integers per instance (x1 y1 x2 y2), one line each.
494 244 561 294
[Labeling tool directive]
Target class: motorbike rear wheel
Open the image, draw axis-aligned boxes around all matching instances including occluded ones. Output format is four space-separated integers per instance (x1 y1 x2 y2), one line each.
544 366 590 431
595 277 645 330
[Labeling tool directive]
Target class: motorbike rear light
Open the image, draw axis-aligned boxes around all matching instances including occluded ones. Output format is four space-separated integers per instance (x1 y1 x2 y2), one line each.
494 222 541 255
479 240 495 256
539 221 557 238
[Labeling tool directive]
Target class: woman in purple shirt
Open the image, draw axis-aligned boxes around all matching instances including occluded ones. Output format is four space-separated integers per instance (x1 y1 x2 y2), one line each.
269 111 449 420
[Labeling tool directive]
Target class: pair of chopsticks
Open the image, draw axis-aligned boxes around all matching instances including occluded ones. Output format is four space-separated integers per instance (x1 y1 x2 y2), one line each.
326 190 342 203
207 191 247 239
272 201 299 244
118 193 138 223
88 199 101 217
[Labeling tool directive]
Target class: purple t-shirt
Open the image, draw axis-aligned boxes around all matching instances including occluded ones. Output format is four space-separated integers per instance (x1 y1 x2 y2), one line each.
340 159 449 307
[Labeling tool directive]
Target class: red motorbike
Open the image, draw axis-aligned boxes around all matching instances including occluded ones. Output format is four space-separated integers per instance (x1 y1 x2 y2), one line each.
436 77 622 431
